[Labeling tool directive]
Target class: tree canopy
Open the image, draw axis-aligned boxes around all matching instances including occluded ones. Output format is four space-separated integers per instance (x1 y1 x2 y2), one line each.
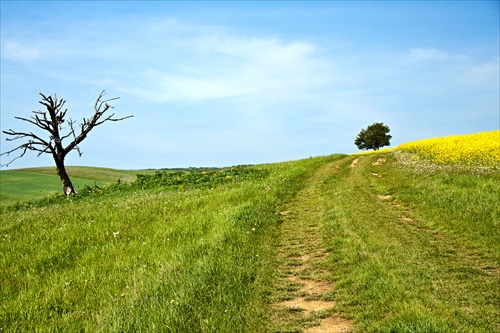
354 122 392 151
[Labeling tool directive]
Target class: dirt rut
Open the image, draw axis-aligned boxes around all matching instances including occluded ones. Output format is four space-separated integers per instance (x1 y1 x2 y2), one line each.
272 161 352 333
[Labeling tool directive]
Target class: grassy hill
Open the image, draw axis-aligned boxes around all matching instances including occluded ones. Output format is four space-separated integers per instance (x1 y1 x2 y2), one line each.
1 134 499 332
0 166 154 204
17 166 144 182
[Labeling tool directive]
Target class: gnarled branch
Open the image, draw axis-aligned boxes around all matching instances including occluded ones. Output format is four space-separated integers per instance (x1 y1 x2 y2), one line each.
1 90 133 168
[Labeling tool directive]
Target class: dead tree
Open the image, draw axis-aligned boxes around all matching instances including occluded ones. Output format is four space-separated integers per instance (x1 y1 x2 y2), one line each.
1 91 133 195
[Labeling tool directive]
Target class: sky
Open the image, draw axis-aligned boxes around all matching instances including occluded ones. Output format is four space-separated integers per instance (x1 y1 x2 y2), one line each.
1 1 499 170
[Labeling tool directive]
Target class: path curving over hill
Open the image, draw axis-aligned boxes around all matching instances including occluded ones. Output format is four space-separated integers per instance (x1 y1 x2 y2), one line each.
270 159 353 333
269 152 499 332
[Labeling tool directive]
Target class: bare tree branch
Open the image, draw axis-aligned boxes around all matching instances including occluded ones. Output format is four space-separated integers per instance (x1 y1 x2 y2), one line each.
1 131 53 167
68 119 83 157
1 90 133 194
63 91 132 156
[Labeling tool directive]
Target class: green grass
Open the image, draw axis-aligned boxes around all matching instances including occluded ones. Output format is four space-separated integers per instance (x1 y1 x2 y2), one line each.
0 166 155 204
268 160 348 333
1 153 499 332
0 155 340 332
20 166 148 182
0 171 104 204
322 154 499 332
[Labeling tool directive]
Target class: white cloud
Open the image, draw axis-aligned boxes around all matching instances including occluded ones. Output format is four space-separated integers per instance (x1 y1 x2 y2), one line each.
405 48 466 64
1 40 40 62
115 32 332 103
2 18 333 106
460 59 500 88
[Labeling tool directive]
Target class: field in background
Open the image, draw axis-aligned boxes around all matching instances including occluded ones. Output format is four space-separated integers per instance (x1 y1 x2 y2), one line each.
18 166 144 182
398 130 499 170
0 171 104 204
0 166 155 204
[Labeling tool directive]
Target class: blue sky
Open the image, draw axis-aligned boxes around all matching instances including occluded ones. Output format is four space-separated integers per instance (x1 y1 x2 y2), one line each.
1 1 499 169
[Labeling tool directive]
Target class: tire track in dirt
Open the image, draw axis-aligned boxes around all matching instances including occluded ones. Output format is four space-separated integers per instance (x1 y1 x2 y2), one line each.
271 161 352 333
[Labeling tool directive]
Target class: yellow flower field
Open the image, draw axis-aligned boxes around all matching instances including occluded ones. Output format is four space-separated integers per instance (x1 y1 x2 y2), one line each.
397 130 500 169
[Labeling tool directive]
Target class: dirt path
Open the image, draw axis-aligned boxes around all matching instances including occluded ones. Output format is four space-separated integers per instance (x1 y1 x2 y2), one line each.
270 160 353 333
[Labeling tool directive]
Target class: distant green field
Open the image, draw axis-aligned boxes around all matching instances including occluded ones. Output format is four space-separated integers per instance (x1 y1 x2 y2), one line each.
17 166 145 182
0 166 151 204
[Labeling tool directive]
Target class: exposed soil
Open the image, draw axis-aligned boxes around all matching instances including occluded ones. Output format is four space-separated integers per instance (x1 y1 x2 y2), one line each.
305 316 354 333
350 157 363 167
372 158 386 165
272 161 353 333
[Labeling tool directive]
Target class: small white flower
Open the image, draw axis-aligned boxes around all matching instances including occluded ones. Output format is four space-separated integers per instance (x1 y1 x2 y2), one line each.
113 231 119 238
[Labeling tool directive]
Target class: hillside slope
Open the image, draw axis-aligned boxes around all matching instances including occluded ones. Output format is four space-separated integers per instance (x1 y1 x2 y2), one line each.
1 153 498 332
267 153 498 332
319 153 499 332
0 166 152 204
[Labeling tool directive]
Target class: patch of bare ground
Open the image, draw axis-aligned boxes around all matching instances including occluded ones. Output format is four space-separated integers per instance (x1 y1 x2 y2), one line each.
400 215 414 222
372 158 386 166
281 297 335 314
305 316 353 333
350 156 363 168
271 161 353 333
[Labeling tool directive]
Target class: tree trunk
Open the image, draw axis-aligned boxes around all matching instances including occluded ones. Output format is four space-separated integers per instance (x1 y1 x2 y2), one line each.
55 159 75 195
59 168 75 195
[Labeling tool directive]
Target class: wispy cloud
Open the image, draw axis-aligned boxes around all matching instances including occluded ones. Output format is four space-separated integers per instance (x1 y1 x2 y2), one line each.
405 48 466 64
114 33 333 103
2 19 333 106
460 59 500 88
1 40 40 62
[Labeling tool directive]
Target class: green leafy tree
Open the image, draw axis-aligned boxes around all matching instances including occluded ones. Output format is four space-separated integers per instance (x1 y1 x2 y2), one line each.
354 122 392 151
